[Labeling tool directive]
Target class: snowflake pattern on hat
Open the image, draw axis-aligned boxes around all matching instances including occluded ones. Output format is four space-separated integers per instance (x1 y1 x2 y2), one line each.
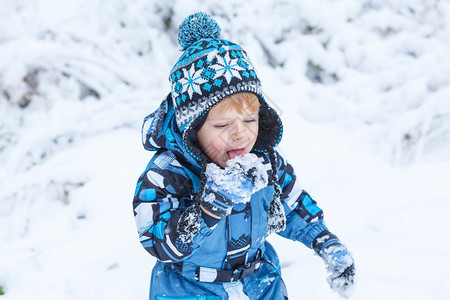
172 49 255 103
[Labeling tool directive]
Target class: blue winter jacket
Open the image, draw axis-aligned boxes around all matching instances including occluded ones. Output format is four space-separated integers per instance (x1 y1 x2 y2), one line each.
133 98 328 299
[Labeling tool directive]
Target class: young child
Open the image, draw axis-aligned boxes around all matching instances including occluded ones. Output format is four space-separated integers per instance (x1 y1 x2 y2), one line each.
133 12 355 300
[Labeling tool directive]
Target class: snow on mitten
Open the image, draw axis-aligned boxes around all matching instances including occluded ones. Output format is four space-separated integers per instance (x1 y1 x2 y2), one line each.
201 153 268 218
312 231 355 299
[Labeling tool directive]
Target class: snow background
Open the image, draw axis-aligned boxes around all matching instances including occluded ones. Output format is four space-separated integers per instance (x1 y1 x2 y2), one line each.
1 0 450 299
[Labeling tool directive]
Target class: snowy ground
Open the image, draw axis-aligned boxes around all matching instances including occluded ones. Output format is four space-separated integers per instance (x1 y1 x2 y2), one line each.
1 0 450 299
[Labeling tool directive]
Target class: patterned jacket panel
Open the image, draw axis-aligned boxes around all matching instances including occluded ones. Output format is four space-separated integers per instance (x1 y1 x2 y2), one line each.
133 149 214 263
274 150 328 247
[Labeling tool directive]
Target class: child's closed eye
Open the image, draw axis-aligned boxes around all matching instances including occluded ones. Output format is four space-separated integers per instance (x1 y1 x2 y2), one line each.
244 118 257 123
214 123 228 128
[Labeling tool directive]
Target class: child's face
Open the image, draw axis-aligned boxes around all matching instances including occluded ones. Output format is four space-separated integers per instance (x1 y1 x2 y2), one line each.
197 104 259 168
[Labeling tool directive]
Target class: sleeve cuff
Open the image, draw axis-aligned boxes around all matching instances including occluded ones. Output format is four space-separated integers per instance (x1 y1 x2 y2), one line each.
201 210 221 227
298 219 329 248
311 230 340 255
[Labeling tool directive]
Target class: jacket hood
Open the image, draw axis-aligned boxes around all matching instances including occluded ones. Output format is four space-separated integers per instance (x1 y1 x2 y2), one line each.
142 92 283 167
142 93 201 170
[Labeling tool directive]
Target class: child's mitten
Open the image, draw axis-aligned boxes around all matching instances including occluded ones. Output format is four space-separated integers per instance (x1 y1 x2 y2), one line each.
312 231 355 299
201 153 268 218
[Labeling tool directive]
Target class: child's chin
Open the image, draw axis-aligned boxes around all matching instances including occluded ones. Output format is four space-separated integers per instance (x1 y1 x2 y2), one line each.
217 161 227 168
215 156 228 168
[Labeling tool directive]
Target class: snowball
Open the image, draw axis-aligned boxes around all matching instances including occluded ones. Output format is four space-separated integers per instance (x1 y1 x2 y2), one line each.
205 153 268 203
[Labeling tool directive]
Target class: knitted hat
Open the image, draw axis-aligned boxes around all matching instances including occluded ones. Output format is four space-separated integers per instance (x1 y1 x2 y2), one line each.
169 12 283 163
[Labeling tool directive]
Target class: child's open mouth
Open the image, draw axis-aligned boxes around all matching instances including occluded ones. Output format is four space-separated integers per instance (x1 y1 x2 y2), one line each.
227 148 247 160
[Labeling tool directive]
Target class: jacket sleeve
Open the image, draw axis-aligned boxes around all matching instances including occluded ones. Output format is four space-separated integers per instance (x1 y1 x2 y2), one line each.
274 149 329 248
132 150 216 263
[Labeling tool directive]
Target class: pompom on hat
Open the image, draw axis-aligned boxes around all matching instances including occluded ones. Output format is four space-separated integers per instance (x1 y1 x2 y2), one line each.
168 12 283 164
177 12 221 50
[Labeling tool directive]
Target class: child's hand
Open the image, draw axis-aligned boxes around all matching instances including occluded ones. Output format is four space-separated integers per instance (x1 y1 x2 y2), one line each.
323 244 355 298
200 153 268 218
313 231 356 298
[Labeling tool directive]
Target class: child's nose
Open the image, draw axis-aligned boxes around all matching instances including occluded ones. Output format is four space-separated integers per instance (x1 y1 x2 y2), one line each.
230 121 246 141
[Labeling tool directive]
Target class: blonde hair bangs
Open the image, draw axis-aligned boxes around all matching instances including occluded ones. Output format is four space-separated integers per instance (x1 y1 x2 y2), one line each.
211 92 260 114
